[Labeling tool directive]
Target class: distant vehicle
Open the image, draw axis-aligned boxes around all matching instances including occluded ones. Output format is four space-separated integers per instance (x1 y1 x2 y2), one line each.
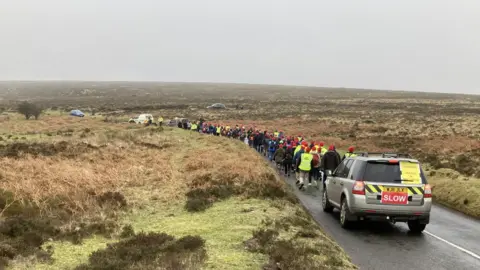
207 103 226 109
70 110 85 117
322 152 432 233
128 114 153 124
166 117 188 127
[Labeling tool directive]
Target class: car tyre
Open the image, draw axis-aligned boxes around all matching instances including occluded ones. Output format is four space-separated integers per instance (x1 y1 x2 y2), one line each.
339 198 354 229
407 220 426 233
322 188 334 213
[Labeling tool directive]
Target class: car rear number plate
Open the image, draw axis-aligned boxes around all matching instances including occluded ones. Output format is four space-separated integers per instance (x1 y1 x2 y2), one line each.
383 187 407 193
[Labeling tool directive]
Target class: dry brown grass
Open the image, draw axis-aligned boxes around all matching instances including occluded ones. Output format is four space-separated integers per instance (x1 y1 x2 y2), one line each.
0 115 355 269
2 82 480 220
0 128 175 217
0 115 288 217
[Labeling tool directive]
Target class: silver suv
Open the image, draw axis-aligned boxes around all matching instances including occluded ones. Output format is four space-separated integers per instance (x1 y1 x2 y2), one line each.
322 153 432 233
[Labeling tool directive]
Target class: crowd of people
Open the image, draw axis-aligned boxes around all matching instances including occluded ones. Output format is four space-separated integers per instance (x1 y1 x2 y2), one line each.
183 121 358 190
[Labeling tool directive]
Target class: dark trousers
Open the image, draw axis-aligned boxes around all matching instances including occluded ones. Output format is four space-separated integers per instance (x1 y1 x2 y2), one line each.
284 162 291 175
310 168 319 181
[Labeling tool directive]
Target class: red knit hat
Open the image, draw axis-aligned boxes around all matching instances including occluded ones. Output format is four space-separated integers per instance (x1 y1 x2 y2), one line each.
328 145 335 151
348 146 355 152
305 147 311 153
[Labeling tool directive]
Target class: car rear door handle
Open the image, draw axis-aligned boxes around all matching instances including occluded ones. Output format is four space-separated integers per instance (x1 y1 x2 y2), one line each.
339 182 344 186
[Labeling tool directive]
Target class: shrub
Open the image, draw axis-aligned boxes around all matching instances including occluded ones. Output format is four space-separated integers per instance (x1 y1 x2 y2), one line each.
120 225 135 239
76 232 207 270
97 191 127 209
17 101 43 120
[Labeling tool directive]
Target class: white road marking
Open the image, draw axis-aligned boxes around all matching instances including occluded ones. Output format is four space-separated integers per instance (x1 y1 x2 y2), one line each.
424 231 480 261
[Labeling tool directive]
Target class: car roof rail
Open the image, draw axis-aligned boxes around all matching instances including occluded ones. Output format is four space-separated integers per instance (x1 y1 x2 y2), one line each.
359 152 413 158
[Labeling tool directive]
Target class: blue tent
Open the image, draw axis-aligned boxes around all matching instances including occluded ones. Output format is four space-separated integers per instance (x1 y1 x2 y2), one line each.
70 110 85 117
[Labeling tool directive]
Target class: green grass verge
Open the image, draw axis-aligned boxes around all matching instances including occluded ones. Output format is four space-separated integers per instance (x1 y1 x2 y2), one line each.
425 166 480 218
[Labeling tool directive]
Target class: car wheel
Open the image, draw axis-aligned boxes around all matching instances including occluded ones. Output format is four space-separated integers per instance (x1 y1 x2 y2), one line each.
407 220 427 233
339 198 354 229
322 188 334 213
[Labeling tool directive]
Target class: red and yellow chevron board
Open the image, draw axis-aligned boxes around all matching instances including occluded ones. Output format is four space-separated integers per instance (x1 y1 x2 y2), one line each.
370 162 424 205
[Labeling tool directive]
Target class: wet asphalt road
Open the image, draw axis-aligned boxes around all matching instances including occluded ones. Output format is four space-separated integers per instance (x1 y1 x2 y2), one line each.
275 166 480 270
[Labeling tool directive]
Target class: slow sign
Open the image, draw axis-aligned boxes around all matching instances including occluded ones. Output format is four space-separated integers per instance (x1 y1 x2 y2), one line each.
381 191 408 205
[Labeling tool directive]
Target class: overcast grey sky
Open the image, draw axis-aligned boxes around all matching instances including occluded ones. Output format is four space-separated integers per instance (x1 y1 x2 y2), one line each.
0 0 479 94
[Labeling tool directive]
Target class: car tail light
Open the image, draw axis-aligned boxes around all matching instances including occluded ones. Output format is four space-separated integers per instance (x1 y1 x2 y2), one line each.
424 184 432 198
352 180 365 195
388 159 399 164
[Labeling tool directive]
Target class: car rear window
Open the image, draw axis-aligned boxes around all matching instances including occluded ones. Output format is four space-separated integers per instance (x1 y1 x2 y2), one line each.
363 161 427 184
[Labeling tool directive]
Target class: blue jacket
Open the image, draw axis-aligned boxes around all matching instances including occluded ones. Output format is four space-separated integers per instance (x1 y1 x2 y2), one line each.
268 141 276 152
293 149 305 164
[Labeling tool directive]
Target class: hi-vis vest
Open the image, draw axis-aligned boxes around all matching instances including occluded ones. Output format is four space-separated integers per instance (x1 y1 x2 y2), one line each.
216 127 221 133
345 152 357 158
294 145 302 156
158 117 163 122
320 147 327 155
191 124 197 130
274 132 279 138
299 153 313 171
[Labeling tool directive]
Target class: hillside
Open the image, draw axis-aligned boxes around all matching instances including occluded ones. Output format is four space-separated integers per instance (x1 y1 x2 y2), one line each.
0 114 355 270
1 81 479 218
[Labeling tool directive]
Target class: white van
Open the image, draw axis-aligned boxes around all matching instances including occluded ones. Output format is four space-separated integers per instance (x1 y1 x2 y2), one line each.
128 114 154 124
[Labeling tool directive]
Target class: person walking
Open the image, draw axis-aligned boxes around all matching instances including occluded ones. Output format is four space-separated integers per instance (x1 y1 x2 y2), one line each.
321 145 342 184
273 144 286 170
263 135 271 157
309 147 321 186
268 140 276 161
296 147 313 190
190 121 197 132
343 146 358 160
293 142 308 183
319 142 328 157
284 145 293 177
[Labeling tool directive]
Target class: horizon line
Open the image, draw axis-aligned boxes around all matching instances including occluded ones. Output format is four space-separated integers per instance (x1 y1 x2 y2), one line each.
0 79 478 96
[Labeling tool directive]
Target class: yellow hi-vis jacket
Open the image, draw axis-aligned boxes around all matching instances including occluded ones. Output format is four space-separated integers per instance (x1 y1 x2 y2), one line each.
320 147 327 155
298 153 313 171
216 127 221 133
294 145 302 156
344 152 357 158
274 132 279 138
191 124 197 130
